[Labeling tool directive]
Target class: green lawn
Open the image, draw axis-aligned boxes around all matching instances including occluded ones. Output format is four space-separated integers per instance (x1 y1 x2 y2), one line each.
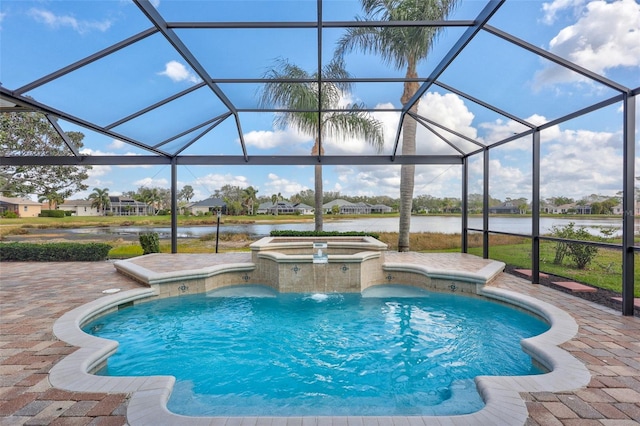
469 242 640 297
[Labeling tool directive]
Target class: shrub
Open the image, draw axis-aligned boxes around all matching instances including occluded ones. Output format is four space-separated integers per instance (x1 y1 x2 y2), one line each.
2 211 19 219
550 222 599 270
139 232 160 254
567 239 599 270
39 209 66 218
270 230 380 239
0 242 112 261
550 223 575 265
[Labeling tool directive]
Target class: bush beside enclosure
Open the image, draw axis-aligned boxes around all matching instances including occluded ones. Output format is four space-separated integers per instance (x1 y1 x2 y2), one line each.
0 242 112 261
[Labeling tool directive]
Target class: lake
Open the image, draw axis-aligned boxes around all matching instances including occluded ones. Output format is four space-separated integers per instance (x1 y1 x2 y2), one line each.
69 216 636 239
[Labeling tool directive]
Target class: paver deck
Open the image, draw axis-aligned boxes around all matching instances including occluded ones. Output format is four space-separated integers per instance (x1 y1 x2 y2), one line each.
1 256 639 425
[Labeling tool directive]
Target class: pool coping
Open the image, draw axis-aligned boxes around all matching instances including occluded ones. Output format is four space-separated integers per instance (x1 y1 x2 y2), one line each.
50 280 591 426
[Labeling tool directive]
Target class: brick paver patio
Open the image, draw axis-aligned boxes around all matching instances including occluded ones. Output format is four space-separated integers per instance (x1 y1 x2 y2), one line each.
1 259 639 425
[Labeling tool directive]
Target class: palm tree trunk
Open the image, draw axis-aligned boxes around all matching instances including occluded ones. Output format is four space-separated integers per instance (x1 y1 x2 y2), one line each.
398 63 420 252
312 138 324 232
314 164 323 231
398 116 417 251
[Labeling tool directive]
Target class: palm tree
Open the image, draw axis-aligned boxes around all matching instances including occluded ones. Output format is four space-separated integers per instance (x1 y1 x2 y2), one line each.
260 58 384 231
335 0 458 251
38 190 64 210
137 187 162 215
89 187 110 215
179 185 194 203
243 186 259 216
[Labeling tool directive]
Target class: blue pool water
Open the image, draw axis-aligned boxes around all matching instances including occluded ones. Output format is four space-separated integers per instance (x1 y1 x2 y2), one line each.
83 286 549 416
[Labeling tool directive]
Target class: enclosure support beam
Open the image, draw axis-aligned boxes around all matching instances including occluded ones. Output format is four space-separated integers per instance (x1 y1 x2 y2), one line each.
483 148 490 259
1 155 463 166
45 115 80 157
462 157 469 253
531 130 541 284
621 93 636 316
171 157 178 254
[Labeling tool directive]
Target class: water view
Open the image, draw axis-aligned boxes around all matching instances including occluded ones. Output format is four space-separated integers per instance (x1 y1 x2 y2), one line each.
68 216 634 239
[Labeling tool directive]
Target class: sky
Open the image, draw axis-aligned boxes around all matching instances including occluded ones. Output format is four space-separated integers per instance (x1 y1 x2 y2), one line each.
1 0 639 204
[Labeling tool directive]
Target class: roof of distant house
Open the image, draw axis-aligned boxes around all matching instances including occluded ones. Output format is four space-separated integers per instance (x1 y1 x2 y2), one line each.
0 196 41 205
190 197 227 207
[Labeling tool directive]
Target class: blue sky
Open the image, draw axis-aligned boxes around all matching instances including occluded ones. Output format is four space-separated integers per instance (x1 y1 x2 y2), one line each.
1 0 639 203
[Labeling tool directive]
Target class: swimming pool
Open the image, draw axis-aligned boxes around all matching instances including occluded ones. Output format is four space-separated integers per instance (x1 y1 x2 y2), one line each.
83 285 549 417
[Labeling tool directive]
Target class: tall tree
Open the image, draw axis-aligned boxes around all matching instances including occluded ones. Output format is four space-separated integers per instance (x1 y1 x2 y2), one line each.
88 187 110 215
290 189 316 206
137 187 163 214
38 190 64 210
548 196 574 206
1 112 90 198
260 58 384 231
335 0 458 251
243 186 259 215
178 185 194 203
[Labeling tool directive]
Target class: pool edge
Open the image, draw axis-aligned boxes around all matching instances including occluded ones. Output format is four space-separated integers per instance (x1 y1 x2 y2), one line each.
50 285 590 426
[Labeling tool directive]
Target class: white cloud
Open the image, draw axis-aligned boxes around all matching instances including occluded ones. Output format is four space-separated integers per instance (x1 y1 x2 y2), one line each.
329 163 465 199
321 93 479 157
298 92 481 198
85 165 112 178
541 127 621 191
107 139 126 150
541 0 588 24
536 0 640 87
263 173 309 197
134 177 169 188
80 148 153 168
410 92 479 155
322 105 398 155
488 160 531 199
468 107 629 200
479 114 554 151
158 60 201 84
190 173 249 198
243 129 309 151
71 164 114 200
332 165 386 196
470 123 624 200
480 118 533 146
28 8 112 34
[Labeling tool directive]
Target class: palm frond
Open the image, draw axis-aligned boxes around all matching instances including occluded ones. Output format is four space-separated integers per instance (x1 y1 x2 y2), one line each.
335 0 459 69
323 105 385 153
260 57 383 150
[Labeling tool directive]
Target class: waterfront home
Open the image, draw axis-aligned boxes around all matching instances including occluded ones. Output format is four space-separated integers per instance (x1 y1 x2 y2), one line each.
0 196 42 218
187 197 228 215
